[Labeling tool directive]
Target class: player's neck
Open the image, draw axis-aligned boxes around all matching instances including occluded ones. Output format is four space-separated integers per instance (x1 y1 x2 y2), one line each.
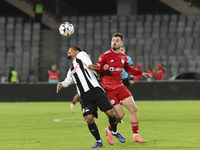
71 55 76 61
111 49 120 54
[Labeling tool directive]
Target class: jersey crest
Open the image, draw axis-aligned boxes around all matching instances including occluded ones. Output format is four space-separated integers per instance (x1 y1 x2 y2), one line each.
121 59 125 64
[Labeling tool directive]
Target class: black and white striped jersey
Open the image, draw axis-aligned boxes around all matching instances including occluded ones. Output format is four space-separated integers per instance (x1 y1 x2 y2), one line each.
60 51 104 96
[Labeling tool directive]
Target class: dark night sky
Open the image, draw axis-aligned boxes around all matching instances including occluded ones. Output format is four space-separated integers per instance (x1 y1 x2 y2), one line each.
0 0 179 18
137 0 179 14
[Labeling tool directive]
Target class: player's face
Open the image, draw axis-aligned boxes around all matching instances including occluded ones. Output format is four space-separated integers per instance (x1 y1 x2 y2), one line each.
67 47 78 60
111 37 123 51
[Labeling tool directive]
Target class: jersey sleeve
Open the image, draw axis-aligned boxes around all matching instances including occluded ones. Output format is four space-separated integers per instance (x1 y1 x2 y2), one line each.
60 70 74 87
95 53 106 74
124 59 143 75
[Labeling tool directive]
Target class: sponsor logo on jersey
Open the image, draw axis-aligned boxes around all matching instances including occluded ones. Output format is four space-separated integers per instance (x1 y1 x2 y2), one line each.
110 59 114 62
109 67 123 71
71 63 80 75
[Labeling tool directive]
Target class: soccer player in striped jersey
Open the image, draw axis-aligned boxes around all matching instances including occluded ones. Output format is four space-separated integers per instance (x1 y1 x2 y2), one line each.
56 46 125 149
70 53 91 113
96 33 152 145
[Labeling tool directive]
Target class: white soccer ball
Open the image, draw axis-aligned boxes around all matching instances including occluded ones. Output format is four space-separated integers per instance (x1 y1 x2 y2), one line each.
59 22 74 37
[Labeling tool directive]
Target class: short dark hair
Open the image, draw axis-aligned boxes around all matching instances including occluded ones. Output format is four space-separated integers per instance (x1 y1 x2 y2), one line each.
72 46 83 52
113 33 124 42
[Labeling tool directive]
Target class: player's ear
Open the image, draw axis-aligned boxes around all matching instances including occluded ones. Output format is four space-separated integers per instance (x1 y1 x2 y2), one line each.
76 50 79 55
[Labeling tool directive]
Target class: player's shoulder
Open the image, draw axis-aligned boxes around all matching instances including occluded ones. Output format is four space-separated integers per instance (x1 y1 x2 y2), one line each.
79 51 87 55
119 51 126 56
77 51 87 58
120 51 125 55
102 49 111 55
99 49 110 57
119 52 128 59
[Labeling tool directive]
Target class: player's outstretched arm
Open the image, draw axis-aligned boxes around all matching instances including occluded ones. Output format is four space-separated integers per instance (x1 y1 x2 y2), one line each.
88 64 100 70
141 72 152 78
56 83 63 93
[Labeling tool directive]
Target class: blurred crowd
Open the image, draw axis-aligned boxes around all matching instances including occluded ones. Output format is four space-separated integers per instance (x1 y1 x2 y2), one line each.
133 64 165 82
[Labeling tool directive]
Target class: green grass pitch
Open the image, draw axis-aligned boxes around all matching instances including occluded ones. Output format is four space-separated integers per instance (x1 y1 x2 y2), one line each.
0 100 200 150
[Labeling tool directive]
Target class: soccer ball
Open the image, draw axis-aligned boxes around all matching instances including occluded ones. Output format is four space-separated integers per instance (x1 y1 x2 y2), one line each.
59 22 74 37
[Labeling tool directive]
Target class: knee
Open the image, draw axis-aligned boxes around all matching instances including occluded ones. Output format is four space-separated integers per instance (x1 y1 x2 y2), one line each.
132 106 137 113
117 112 125 120
84 115 94 124
106 109 116 118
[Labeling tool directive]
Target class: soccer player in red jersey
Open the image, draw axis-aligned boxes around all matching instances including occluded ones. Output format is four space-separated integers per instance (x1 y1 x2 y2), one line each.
95 33 152 145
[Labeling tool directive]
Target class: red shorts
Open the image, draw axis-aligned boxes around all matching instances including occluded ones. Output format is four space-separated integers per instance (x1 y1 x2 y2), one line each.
106 86 132 106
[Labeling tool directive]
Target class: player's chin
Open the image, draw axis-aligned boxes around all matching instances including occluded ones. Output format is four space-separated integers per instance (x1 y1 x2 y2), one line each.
112 47 118 51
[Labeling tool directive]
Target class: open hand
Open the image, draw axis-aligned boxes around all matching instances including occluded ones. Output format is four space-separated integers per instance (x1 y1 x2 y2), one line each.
142 72 152 78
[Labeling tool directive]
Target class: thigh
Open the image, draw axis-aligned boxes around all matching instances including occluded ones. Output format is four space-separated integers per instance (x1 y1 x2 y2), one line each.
96 89 113 112
121 96 137 112
81 98 98 118
113 104 125 117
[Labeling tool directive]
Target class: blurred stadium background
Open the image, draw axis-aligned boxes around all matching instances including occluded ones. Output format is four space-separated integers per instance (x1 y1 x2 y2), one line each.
1 2 200 149
1 0 200 83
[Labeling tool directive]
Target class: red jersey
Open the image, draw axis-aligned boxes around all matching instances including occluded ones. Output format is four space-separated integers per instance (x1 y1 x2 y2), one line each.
155 69 164 80
48 70 59 80
96 49 143 90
